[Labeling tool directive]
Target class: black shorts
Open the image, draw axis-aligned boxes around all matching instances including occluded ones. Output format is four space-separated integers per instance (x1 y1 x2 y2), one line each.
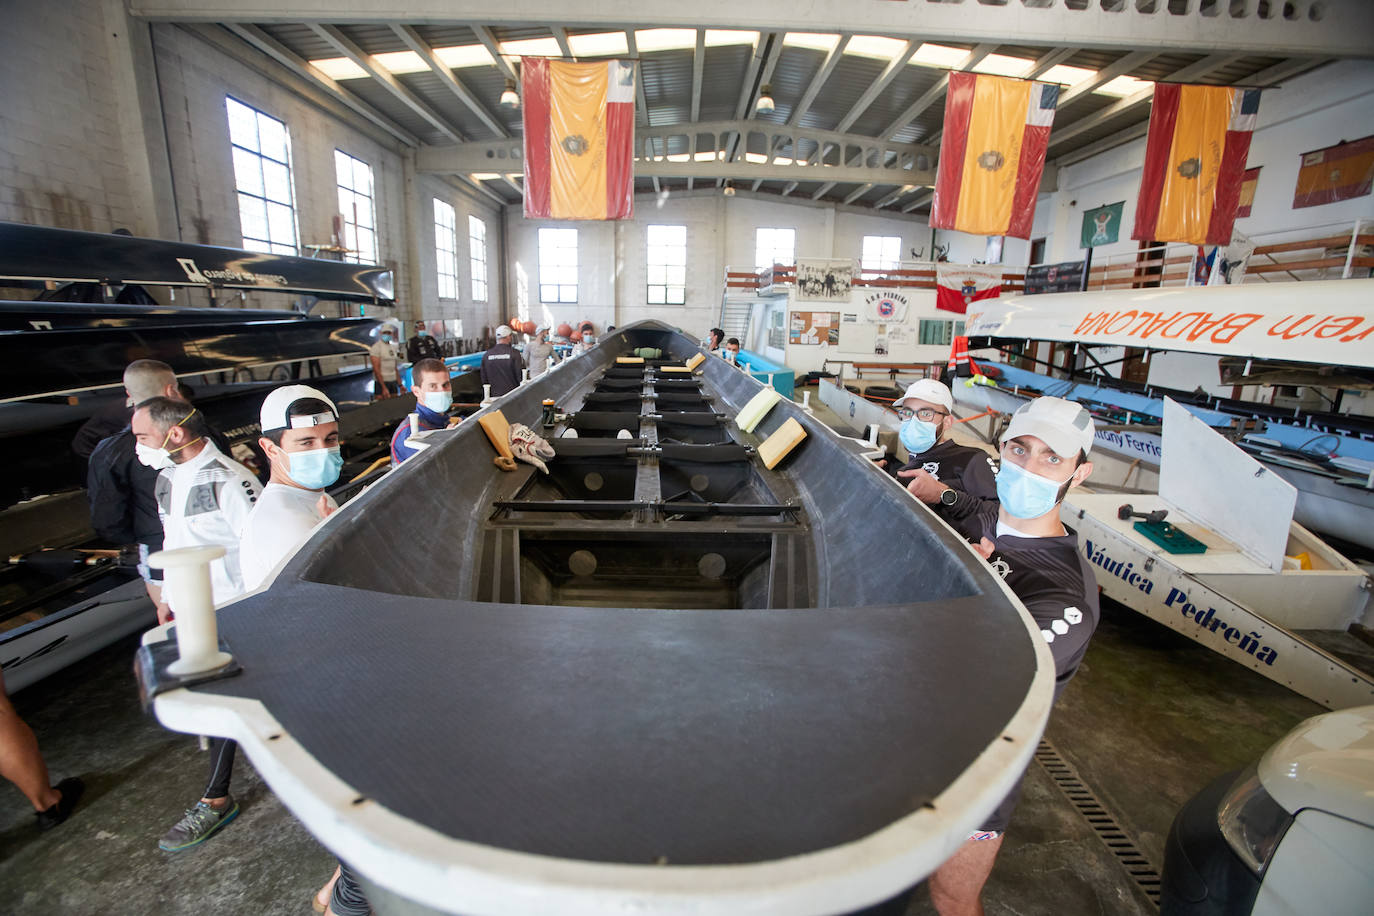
978 768 1027 834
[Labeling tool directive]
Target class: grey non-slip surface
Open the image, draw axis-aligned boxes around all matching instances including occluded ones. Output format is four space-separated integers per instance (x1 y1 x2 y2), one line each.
198 584 1035 866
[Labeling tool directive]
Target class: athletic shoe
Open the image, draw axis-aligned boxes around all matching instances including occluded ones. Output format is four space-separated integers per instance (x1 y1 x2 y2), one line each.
35 777 84 831
158 795 239 851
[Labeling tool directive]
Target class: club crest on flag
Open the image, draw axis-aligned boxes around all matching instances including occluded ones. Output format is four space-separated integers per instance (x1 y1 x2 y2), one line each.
977 150 1005 171
1177 157 1202 179
562 135 589 156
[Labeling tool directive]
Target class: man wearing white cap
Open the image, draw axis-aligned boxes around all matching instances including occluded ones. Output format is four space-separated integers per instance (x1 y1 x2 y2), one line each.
238 385 343 592
887 378 998 534
926 395 1100 916
480 324 524 397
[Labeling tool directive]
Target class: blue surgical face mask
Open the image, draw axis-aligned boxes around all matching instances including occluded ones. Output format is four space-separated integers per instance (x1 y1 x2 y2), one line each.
996 459 1068 519
421 391 453 414
417 329 428 337
285 445 343 490
899 418 938 456
381 334 393 343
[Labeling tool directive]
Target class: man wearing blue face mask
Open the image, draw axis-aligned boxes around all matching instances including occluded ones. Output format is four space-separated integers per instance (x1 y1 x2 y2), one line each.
925 395 1100 916
238 385 343 593
390 358 458 464
406 319 442 363
885 379 999 534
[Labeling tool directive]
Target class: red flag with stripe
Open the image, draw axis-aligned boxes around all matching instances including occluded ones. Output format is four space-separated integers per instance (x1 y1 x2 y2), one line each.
522 58 635 220
931 73 1058 239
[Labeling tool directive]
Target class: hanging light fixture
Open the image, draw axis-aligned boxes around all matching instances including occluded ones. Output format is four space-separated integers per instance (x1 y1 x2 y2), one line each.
755 84 775 115
500 80 520 110
723 180 736 197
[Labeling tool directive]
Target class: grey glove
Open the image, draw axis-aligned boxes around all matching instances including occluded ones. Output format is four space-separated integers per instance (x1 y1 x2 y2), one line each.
509 423 556 473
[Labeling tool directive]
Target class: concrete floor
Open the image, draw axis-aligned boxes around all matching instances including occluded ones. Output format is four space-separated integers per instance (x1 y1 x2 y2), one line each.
0 596 1323 915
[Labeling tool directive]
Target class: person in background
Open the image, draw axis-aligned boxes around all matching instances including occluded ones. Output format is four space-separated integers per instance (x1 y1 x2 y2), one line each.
87 360 190 621
705 328 725 352
525 326 555 379
925 397 1099 916
406 319 442 363
369 327 402 399
0 669 83 832
390 358 458 465
480 325 523 397
134 397 262 853
571 321 597 357
724 338 745 368
885 379 998 536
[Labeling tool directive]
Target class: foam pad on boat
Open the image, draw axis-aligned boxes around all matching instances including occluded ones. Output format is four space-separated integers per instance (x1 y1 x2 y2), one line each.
685 352 706 371
477 410 514 461
736 388 782 433
757 417 807 470
658 366 692 374
616 357 645 364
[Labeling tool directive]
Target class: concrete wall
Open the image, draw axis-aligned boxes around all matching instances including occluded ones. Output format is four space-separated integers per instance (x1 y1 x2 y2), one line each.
503 190 927 340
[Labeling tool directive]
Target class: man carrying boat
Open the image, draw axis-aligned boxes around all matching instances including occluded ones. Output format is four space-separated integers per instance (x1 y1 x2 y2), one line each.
927 396 1100 916
390 358 458 465
885 379 999 533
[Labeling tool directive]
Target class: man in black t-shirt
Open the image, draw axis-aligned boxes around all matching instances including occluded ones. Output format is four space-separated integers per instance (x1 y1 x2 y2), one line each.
479 325 524 397
927 396 1101 916
406 320 442 362
885 378 999 535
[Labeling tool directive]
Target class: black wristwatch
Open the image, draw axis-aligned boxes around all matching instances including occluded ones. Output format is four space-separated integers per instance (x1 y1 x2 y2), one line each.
939 488 959 507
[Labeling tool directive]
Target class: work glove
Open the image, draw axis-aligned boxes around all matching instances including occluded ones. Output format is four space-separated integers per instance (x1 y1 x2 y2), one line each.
509 423 556 474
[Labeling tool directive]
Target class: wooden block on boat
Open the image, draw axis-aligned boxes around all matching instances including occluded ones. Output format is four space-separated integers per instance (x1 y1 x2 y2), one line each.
616 357 645 364
477 410 514 461
658 366 692 374
737 388 782 433
685 352 706 371
758 417 807 470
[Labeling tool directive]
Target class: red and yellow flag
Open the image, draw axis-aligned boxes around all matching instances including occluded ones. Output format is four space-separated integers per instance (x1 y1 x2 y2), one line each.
1133 84 1260 246
522 58 635 220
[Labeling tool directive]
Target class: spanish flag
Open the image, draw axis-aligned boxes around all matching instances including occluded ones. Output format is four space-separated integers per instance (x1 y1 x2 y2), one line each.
1133 84 1260 246
930 73 1059 239
522 58 635 220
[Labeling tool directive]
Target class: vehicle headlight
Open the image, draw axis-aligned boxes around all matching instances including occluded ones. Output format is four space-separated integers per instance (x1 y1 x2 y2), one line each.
1217 764 1295 875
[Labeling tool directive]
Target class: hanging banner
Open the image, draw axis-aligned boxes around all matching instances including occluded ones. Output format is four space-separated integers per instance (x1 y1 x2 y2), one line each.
930 73 1058 239
1081 202 1125 248
936 264 1003 314
795 259 853 301
863 290 911 323
962 279 1374 369
1237 167 1260 218
1133 84 1261 246
1292 136 1374 209
522 58 635 220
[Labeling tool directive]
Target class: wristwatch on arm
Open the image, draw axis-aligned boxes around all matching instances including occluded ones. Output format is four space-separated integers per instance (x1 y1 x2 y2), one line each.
939 487 959 507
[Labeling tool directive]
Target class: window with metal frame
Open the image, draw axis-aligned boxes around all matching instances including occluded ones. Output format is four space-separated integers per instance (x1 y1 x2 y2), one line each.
755 227 796 271
538 227 577 303
646 224 687 305
334 149 377 264
918 319 966 346
861 235 902 271
469 215 488 302
434 199 458 300
226 97 299 256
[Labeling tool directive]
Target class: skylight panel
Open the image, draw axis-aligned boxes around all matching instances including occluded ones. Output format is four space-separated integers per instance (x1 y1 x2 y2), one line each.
567 32 628 57
1040 64 1098 86
434 44 496 69
499 37 562 57
971 54 1034 78
846 35 908 61
634 29 698 52
784 33 841 53
704 30 758 47
371 50 427 75
1095 75 1152 97
311 57 368 80
910 43 970 69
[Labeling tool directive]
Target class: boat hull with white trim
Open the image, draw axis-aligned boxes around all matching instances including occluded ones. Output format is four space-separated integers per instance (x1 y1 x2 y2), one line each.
136 320 1056 915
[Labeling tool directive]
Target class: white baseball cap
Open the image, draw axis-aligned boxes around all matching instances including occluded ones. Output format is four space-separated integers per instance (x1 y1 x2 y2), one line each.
260 385 339 433
1000 396 1096 459
495 324 513 338
893 378 954 413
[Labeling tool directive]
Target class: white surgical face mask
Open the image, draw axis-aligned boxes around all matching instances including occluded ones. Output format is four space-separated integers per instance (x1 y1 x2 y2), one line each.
135 441 175 470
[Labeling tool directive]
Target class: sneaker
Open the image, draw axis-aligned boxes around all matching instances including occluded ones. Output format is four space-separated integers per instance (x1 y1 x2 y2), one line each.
35 777 85 831
158 795 239 851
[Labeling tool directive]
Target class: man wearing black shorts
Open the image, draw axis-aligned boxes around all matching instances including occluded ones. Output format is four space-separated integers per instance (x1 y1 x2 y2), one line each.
929 396 1101 916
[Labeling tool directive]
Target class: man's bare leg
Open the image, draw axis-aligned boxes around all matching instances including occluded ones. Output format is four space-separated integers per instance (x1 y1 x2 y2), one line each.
0 679 60 811
146 580 171 625
928 835 1005 916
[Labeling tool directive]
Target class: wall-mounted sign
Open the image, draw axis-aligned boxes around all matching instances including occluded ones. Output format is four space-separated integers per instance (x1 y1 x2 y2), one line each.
795 259 853 302
863 290 911 323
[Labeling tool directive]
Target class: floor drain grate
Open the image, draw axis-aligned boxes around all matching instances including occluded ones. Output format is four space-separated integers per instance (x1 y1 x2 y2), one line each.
1035 739 1162 908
